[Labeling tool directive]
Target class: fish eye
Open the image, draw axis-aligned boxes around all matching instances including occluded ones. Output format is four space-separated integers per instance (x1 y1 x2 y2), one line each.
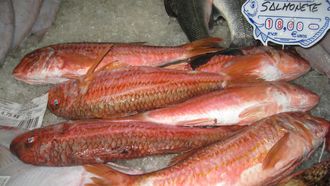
52 99 60 107
24 136 35 148
27 137 34 143
251 1 256 8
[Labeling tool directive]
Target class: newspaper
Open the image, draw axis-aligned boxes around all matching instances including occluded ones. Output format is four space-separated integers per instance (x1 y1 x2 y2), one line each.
0 94 48 130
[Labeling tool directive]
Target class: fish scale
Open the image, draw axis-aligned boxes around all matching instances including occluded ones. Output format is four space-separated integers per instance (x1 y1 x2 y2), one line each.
84 112 329 186
48 66 228 119
10 120 241 166
13 37 222 84
141 123 280 185
131 82 319 126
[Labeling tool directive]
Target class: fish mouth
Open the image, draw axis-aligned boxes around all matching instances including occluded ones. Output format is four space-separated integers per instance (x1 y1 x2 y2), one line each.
10 135 36 164
12 71 45 85
9 135 24 157
12 57 38 84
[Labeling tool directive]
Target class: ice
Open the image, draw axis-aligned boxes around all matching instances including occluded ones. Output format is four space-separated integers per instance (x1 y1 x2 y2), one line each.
0 0 328 176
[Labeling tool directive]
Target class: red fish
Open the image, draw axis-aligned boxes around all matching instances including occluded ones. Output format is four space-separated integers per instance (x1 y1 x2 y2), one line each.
12 37 222 84
195 46 310 82
84 112 330 186
130 82 319 126
10 119 241 166
47 66 229 119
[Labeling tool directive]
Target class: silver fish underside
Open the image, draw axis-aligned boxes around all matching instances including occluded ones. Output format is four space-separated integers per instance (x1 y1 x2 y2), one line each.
213 0 256 47
164 0 213 41
165 0 256 47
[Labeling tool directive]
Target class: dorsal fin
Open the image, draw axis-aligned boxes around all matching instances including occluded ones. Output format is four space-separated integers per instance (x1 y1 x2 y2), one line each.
78 44 114 94
85 44 114 78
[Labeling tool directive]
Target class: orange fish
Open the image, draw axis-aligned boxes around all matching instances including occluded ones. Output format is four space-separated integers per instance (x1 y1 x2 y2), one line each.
13 38 221 84
48 66 229 120
10 119 241 166
195 46 310 82
130 82 319 126
84 112 329 186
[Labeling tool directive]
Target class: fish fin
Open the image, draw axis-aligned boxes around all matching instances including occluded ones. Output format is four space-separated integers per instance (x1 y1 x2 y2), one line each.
291 120 313 148
190 48 243 69
262 132 290 169
123 113 145 121
183 37 222 49
239 103 276 123
163 61 192 71
178 118 217 126
222 55 265 83
168 150 198 167
90 177 109 186
85 44 114 77
195 55 236 71
61 74 81 80
78 45 114 94
106 162 145 175
84 164 136 186
183 38 223 59
95 60 129 72
190 54 217 69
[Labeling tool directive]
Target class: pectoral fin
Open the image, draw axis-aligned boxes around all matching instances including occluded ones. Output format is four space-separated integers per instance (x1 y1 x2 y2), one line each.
262 132 290 169
106 162 145 175
177 118 218 126
168 149 199 167
239 103 277 124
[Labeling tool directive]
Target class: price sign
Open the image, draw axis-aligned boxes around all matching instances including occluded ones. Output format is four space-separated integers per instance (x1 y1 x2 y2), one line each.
242 0 330 48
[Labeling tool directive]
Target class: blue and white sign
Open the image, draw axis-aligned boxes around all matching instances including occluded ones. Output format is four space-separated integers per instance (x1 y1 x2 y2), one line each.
242 0 330 48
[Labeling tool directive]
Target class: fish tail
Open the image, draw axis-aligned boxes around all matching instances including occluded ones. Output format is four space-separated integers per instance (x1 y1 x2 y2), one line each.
182 37 223 59
84 164 137 186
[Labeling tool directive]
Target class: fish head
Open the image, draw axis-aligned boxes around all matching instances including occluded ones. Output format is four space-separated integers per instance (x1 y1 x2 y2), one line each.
261 113 329 185
243 0 258 17
12 47 68 84
10 123 69 165
10 128 46 164
47 81 79 117
273 82 319 112
303 115 330 143
286 113 330 146
243 46 310 81
275 49 311 81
